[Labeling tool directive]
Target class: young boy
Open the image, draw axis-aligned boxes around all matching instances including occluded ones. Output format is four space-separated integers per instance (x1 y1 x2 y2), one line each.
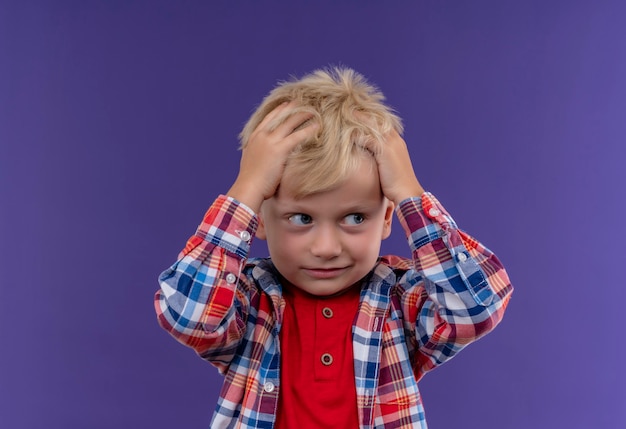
155 68 513 428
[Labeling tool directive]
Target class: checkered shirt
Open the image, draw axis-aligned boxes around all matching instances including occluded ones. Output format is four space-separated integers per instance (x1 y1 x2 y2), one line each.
155 192 513 428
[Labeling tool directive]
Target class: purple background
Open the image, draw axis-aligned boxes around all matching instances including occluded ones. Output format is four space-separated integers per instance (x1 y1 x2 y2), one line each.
1 1 625 428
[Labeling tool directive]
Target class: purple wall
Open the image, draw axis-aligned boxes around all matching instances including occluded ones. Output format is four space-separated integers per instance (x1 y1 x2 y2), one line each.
1 1 625 428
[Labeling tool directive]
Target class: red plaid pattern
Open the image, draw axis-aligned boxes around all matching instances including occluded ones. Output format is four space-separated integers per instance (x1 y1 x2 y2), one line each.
155 193 513 428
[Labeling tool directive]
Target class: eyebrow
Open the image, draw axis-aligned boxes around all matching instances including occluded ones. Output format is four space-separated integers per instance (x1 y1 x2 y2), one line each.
274 199 383 215
339 203 380 213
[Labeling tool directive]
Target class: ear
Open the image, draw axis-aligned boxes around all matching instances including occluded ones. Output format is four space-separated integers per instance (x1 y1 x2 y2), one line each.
256 213 267 240
381 199 394 240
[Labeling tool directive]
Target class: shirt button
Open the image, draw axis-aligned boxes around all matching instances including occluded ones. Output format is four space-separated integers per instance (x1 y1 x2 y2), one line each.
239 230 251 241
320 353 333 366
458 252 468 262
225 273 237 284
263 381 275 393
322 307 333 319
428 208 441 217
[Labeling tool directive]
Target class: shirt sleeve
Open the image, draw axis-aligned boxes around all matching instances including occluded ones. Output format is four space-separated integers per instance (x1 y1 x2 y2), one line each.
154 195 258 371
396 192 513 379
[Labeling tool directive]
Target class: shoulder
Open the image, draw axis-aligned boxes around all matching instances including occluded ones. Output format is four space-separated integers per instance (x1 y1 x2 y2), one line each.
372 255 422 295
243 257 284 296
378 255 413 271
377 255 415 282
244 257 275 273
366 255 416 288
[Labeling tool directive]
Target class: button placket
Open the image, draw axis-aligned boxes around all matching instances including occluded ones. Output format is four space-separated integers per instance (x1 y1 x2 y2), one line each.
315 301 339 377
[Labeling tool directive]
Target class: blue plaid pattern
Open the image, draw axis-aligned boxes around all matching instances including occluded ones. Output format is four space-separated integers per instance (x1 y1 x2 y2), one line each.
155 193 513 428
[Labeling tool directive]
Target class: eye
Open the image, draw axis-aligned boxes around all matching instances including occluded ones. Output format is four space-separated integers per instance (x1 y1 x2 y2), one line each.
288 213 313 226
344 213 365 225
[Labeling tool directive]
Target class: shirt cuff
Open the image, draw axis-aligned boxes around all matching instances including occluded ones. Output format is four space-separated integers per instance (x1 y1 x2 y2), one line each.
397 192 494 306
396 192 457 250
184 195 259 259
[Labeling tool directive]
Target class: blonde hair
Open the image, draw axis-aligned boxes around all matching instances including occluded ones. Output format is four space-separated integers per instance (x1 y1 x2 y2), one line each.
239 67 403 198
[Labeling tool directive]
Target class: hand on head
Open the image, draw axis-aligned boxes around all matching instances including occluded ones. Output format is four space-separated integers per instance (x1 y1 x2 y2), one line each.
364 129 424 205
228 101 424 214
227 101 319 212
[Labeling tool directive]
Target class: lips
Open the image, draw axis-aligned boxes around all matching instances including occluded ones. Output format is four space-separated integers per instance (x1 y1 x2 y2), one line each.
302 267 348 279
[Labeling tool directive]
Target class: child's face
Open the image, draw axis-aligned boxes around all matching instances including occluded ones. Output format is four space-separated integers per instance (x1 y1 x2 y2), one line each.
258 158 394 296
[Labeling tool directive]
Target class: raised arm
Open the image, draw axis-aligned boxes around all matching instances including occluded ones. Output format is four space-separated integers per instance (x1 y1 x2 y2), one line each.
371 129 513 378
155 102 318 368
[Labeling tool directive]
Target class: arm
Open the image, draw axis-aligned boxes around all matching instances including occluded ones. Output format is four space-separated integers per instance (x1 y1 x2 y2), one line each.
371 130 512 377
397 193 512 379
154 196 258 369
155 102 318 368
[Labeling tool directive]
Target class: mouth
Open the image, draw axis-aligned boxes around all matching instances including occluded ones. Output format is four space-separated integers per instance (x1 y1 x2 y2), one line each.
302 267 349 279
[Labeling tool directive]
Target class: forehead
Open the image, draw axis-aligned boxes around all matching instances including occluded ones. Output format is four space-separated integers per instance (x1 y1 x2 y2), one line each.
270 158 383 213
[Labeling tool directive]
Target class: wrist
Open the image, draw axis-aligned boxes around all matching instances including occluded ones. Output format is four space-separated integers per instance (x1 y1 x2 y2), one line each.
391 183 425 205
227 183 264 213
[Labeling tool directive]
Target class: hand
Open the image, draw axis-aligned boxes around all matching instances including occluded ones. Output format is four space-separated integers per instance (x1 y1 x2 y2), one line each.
227 102 318 212
369 129 424 205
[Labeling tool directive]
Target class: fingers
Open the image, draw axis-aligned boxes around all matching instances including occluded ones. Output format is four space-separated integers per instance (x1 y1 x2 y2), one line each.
255 101 317 139
286 119 319 146
235 101 318 206
255 101 291 129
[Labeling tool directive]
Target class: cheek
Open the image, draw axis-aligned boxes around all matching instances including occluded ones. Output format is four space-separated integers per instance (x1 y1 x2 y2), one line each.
268 232 301 262
350 231 383 260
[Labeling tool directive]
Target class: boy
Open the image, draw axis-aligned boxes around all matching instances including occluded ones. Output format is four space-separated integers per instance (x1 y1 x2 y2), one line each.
155 68 513 428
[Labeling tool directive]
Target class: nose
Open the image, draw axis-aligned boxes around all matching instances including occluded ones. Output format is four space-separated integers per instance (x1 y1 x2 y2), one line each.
310 224 342 259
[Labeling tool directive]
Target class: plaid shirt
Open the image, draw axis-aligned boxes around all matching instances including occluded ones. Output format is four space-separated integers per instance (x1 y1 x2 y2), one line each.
155 192 512 428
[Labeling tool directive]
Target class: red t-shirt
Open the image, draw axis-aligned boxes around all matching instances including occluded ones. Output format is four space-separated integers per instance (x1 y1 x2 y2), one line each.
276 283 361 428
